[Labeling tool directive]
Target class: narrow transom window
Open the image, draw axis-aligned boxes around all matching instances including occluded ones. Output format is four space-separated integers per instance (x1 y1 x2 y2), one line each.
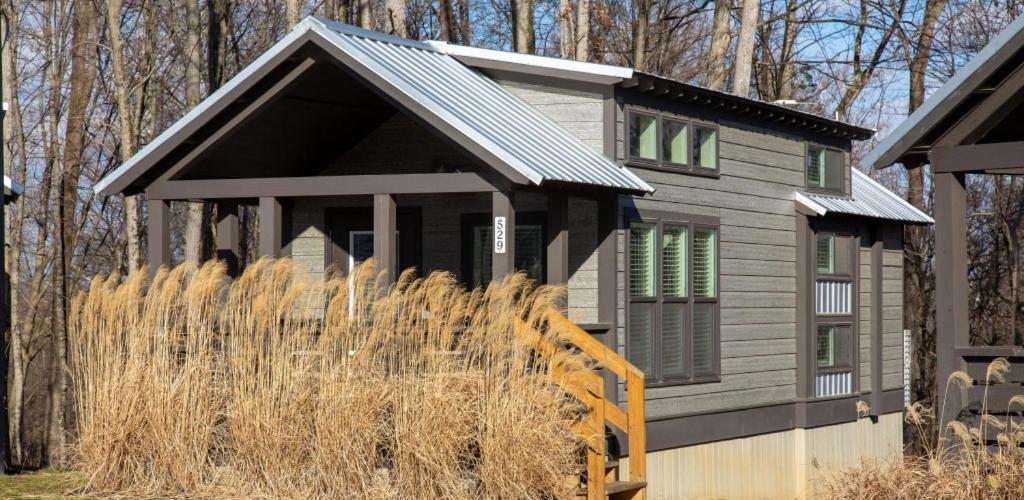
627 216 719 385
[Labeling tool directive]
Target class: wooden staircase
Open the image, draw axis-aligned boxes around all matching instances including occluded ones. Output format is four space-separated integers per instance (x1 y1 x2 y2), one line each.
516 311 647 500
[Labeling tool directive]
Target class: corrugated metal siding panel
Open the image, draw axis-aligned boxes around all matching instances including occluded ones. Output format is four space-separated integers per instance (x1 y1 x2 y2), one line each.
313 18 653 193
815 280 852 315
801 169 933 224
815 371 853 397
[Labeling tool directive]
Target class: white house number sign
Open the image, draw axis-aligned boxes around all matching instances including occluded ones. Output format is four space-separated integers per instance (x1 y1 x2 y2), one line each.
494 216 507 254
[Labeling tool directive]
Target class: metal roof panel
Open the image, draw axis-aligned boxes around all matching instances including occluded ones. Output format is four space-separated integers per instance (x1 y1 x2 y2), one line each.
799 169 933 225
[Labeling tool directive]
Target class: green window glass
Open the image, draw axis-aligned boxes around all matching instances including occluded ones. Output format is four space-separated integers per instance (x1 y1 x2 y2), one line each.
816 325 852 368
471 224 544 287
816 233 851 275
662 226 687 297
629 222 656 297
807 146 826 188
629 114 657 161
693 126 718 170
694 228 717 297
662 119 688 165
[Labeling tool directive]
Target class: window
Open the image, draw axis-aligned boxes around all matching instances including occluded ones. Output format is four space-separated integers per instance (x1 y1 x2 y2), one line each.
626 108 719 175
813 230 856 397
629 113 658 161
806 145 845 194
627 215 719 384
463 213 545 287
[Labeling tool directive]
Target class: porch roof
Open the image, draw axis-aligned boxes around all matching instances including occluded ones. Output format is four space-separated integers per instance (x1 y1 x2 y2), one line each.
796 169 933 225
4 175 21 203
94 17 654 197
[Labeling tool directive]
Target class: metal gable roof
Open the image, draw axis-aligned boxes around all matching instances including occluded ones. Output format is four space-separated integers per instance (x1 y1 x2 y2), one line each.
863 14 1024 170
94 17 653 196
797 169 933 225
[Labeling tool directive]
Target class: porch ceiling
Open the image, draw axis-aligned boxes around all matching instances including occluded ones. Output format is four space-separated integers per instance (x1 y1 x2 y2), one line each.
94 17 653 198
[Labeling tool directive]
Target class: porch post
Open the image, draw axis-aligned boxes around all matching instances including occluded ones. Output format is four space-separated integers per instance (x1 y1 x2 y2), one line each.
491 190 515 281
258 196 282 257
373 193 397 285
148 198 171 278
934 171 969 434
216 202 240 276
546 192 569 286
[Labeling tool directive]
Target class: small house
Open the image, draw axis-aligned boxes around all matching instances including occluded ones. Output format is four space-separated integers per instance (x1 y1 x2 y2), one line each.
94 17 930 499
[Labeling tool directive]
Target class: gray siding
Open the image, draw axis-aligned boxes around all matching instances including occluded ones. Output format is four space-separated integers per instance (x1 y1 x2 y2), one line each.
496 78 604 153
859 245 872 391
616 106 803 418
882 225 905 390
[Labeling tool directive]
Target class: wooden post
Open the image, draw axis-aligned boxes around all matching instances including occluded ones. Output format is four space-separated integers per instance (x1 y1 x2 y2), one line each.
258 196 282 257
492 190 515 282
546 192 569 287
216 202 240 276
934 171 969 435
373 193 397 285
148 198 171 278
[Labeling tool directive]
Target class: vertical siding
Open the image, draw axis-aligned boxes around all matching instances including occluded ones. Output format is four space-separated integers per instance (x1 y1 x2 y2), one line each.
882 224 905 390
616 106 802 417
618 413 902 499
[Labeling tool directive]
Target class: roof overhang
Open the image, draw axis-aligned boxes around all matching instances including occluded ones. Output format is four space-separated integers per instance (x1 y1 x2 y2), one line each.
429 41 634 85
95 17 652 197
795 169 933 225
864 14 1024 170
4 175 21 204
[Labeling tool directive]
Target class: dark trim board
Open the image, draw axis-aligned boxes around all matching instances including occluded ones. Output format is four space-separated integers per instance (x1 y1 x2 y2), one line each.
147 173 500 200
622 389 905 454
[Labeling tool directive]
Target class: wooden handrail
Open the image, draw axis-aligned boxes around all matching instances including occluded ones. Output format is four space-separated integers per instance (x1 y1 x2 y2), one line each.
515 310 646 500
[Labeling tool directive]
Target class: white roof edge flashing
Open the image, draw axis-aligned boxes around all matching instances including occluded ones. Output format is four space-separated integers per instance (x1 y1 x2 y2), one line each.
794 192 827 216
429 41 633 83
851 168 934 223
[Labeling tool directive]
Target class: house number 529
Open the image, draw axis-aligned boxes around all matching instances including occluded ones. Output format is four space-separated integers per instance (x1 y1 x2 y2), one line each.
494 216 506 254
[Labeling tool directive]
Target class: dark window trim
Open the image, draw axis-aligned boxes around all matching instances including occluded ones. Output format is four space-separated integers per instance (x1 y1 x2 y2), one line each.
460 211 546 287
810 222 859 395
625 208 721 387
323 206 423 275
624 106 721 178
804 142 847 196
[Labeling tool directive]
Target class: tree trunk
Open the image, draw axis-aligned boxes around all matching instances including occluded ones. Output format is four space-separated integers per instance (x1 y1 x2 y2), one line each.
511 0 534 53
357 0 371 28
386 0 406 36
732 0 758 96
559 0 573 59
438 0 455 41
457 0 471 43
184 0 205 263
706 0 731 91
575 0 590 61
632 0 650 70
776 0 798 99
286 0 302 29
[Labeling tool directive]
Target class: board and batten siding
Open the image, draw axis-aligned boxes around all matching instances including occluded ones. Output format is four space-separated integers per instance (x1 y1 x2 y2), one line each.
615 105 803 418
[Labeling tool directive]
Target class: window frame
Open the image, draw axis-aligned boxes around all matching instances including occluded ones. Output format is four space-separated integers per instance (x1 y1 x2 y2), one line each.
810 223 859 390
624 106 720 178
804 143 847 195
460 212 547 287
625 209 721 387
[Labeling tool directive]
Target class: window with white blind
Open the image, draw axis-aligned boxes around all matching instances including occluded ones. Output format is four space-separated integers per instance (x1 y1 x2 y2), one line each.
806 144 845 194
627 213 719 385
813 230 856 397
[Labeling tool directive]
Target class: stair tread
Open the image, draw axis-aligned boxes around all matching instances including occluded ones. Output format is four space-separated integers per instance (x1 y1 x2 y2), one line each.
605 480 647 495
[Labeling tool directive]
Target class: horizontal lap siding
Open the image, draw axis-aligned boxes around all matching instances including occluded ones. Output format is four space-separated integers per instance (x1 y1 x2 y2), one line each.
617 110 802 418
496 78 605 153
882 225 905 390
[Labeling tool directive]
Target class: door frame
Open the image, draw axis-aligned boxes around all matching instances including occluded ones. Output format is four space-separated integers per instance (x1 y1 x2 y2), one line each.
325 206 422 274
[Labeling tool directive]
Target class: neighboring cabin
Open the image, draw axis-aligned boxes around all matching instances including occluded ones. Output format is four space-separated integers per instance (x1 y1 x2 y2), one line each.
93 17 931 499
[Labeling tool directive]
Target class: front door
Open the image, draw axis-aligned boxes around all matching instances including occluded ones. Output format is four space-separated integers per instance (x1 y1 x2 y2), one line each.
327 207 422 276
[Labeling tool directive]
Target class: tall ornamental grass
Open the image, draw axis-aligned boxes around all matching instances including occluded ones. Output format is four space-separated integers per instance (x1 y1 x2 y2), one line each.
69 258 587 498
822 358 1024 498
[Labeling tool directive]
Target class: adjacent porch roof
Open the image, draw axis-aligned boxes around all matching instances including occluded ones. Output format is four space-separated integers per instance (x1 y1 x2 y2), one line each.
94 17 653 197
4 175 22 203
796 169 933 225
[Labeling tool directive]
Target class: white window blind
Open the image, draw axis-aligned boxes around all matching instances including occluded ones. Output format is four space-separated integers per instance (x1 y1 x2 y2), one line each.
662 226 687 297
630 223 656 297
694 228 717 297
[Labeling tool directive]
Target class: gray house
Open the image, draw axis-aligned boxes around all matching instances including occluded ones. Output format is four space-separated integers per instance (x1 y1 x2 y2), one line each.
94 17 931 499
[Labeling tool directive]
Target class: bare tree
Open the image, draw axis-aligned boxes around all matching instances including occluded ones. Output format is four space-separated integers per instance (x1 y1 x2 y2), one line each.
833 0 907 119
706 0 731 90
287 0 303 29
560 0 574 58
184 0 206 263
576 0 590 61
386 0 407 36
732 0 758 96
439 0 456 41
512 0 535 53
633 0 651 69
